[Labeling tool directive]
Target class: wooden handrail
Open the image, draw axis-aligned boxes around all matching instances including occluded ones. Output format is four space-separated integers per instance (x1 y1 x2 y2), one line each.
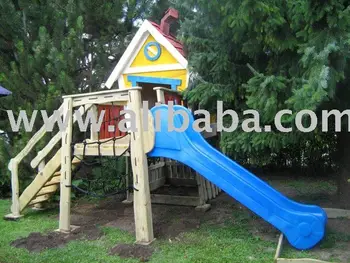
62 88 131 99
30 104 93 168
10 104 64 165
8 88 135 218
7 103 64 217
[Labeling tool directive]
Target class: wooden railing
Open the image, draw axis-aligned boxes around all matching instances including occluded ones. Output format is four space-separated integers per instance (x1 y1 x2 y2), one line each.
8 88 131 218
8 104 64 217
30 104 93 168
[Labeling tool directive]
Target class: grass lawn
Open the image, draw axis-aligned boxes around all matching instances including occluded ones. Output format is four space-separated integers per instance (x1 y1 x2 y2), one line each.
0 178 348 263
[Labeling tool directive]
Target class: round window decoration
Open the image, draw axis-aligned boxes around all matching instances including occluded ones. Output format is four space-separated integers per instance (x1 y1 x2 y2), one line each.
144 42 162 61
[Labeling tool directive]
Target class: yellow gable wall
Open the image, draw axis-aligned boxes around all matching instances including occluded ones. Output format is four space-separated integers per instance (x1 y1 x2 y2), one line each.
130 35 178 67
123 69 188 92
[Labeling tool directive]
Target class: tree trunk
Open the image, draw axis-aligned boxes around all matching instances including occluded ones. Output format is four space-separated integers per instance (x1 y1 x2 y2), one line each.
337 131 350 209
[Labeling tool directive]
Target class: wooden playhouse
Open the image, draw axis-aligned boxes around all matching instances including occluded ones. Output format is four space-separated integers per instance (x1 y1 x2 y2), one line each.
5 8 219 245
104 8 220 211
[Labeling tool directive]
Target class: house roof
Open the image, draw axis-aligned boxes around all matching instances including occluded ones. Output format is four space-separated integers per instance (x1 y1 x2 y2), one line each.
149 21 186 57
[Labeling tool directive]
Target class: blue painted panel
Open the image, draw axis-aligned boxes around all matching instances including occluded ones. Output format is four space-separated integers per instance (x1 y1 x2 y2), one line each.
127 75 182 91
144 42 162 61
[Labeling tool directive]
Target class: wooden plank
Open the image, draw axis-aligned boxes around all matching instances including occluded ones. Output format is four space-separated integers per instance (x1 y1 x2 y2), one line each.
206 179 213 200
167 178 197 187
274 234 284 262
90 105 99 141
276 259 331 263
154 87 165 103
149 169 155 183
149 161 165 170
74 142 130 156
59 98 73 232
13 104 64 164
196 173 206 205
19 149 61 211
199 174 208 202
149 178 166 191
45 176 61 186
129 88 154 245
151 194 201 207
30 104 92 168
181 164 185 179
29 194 51 206
153 87 180 95
9 160 20 217
123 156 133 204
36 185 59 196
72 158 81 165
141 110 155 154
168 160 174 178
125 64 184 74
70 92 128 107
324 208 350 219
62 88 129 99
215 186 219 195
174 163 179 178
211 182 216 198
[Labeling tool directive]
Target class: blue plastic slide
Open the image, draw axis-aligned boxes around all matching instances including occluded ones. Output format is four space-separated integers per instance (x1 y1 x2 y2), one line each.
147 105 327 250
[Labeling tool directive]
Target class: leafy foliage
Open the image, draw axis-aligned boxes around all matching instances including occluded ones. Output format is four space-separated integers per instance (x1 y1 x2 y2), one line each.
175 0 350 174
0 0 170 196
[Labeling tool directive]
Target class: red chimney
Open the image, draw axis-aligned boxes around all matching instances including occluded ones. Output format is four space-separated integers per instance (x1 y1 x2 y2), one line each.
160 8 179 35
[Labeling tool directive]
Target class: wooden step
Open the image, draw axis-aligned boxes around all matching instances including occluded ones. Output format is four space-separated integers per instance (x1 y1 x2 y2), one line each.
41 159 79 188
36 185 59 196
21 156 82 211
29 194 51 206
45 175 61 186
72 158 81 165
73 136 130 157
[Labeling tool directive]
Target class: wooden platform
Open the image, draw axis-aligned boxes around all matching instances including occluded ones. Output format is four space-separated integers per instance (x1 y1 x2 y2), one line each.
73 136 130 156
324 208 350 219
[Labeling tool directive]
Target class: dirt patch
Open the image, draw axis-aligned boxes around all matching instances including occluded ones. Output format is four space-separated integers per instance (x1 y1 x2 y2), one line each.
109 244 154 262
11 225 103 252
19 175 349 260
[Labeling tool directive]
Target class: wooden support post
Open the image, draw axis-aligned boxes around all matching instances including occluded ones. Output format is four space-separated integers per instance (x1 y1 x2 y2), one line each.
123 157 133 204
59 98 73 233
196 173 205 205
129 88 154 245
195 173 211 212
206 179 213 200
200 175 208 202
154 87 165 104
211 182 216 198
5 159 22 219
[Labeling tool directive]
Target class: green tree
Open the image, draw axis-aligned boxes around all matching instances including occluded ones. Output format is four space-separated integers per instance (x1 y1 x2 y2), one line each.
175 0 350 206
0 0 168 195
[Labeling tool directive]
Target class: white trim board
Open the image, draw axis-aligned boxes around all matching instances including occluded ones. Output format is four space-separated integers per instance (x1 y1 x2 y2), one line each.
124 64 185 74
